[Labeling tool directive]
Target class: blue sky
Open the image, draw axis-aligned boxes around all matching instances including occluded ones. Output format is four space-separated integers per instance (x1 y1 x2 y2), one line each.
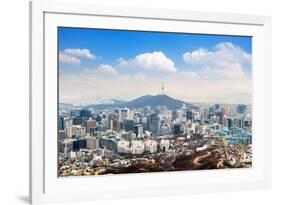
59 27 251 74
58 27 252 105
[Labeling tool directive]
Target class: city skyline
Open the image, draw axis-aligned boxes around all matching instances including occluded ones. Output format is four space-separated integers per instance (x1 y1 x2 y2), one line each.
59 28 252 105
58 28 252 176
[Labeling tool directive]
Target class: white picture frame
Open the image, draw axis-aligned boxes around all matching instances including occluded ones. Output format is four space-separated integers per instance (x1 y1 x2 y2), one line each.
30 1 272 204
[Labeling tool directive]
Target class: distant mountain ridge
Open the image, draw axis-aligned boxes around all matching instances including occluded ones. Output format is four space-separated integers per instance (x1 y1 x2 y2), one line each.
91 94 196 110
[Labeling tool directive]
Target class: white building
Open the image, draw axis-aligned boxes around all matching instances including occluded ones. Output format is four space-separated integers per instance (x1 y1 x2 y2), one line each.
66 125 86 138
86 137 99 150
64 117 72 129
144 130 151 137
117 140 130 153
160 139 169 152
144 140 157 153
64 146 68 158
131 140 144 155
120 108 129 121
93 153 102 161
128 132 136 141
135 124 144 138
68 151 76 159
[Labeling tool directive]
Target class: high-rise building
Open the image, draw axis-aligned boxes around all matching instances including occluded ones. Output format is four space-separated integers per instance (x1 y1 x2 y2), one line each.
95 114 103 122
143 106 151 116
100 136 118 152
244 120 252 128
117 140 130 153
186 110 193 122
238 118 244 128
131 140 144 155
86 137 99 150
70 110 80 117
134 124 143 137
173 124 182 136
160 124 172 135
144 140 157 153
108 119 114 130
64 117 72 129
58 140 73 153
214 104 220 111
172 110 177 121
120 108 129 121
66 125 86 138
151 114 160 136
72 139 87 151
72 117 82 125
160 139 169 152
216 111 224 125
64 146 68 158
141 117 149 130
227 118 233 129
58 116 64 130
89 127 98 136
124 119 134 132
58 130 66 140
209 107 215 114
80 109 91 119
233 118 240 128
86 119 96 133
237 104 247 115
127 132 136 142
114 109 120 119
112 119 120 131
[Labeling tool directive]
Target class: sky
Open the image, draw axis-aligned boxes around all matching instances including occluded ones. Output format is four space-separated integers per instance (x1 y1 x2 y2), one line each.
58 27 252 105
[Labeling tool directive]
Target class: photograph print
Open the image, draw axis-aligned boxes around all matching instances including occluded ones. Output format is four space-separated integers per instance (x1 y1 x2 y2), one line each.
58 27 252 177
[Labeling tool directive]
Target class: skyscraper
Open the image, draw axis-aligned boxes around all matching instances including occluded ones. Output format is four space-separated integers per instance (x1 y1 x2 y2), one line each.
120 108 129 121
214 104 220 111
237 104 247 115
151 113 160 136
80 109 91 119
134 124 144 137
172 110 177 121
186 110 193 122
86 119 96 133
216 111 224 125
173 124 182 136
58 116 64 130
227 118 233 129
124 119 134 132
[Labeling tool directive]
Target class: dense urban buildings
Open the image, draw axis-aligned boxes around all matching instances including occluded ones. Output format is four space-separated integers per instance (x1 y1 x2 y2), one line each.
58 92 252 177
58 27 252 177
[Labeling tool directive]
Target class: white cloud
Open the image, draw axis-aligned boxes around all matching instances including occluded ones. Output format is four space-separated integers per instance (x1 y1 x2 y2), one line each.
182 48 211 63
182 42 251 80
179 71 200 80
59 53 80 65
94 64 119 76
60 64 251 105
183 42 251 65
118 51 177 73
63 48 96 59
59 43 252 105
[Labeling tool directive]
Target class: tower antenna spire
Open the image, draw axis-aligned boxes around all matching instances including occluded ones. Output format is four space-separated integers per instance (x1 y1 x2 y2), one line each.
162 83 164 95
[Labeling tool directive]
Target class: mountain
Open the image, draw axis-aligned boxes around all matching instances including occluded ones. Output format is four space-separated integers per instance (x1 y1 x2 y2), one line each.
59 102 74 108
91 94 196 110
107 99 127 105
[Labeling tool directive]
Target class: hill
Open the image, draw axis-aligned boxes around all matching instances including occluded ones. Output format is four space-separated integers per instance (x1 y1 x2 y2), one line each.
92 94 195 110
